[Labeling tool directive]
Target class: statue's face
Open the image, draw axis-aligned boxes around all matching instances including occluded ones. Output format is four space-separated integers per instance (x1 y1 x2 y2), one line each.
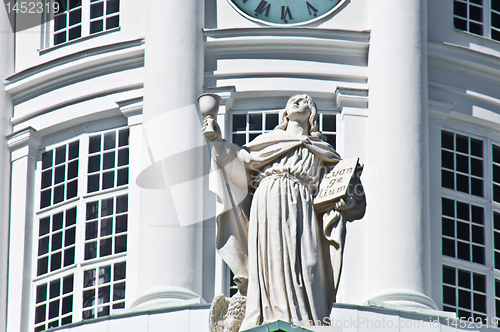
287 95 311 122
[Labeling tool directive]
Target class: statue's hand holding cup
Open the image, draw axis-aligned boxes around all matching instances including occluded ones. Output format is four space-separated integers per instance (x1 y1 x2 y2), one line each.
198 93 222 141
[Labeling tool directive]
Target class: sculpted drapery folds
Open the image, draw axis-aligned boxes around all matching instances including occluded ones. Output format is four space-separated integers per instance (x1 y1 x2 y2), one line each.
204 95 366 331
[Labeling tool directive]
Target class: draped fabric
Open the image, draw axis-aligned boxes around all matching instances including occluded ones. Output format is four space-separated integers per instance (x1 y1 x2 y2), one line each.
209 130 365 329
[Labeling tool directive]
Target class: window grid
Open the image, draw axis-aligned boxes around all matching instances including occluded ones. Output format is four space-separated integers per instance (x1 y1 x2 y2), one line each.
443 265 487 320
231 111 337 148
491 0 500 41
82 261 126 320
40 141 80 209
493 144 500 203
36 207 77 277
53 0 83 46
33 129 129 332
441 130 484 197
46 0 120 48
453 0 500 42
454 0 484 36
34 274 74 331
89 0 119 34
441 130 500 321
87 129 129 194
442 197 486 265
84 195 128 261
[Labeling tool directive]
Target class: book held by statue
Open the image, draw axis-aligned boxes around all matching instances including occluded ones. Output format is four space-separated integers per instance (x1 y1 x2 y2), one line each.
313 158 363 213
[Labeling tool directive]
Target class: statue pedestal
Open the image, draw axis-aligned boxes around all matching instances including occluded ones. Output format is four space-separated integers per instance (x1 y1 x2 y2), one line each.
242 320 315 332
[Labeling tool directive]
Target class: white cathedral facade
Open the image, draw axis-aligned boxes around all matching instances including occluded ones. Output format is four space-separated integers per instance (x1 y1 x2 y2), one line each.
1 0 500 331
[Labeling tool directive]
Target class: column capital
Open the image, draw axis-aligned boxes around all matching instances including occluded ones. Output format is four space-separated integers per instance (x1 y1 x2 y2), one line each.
334 87 369 110
117 97 143 126
203 86 236 112
7 127 41 161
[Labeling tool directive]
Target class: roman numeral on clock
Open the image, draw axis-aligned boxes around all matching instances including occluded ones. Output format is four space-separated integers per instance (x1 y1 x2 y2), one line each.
254 0 271 16
306 2 318 16
281 6 293 21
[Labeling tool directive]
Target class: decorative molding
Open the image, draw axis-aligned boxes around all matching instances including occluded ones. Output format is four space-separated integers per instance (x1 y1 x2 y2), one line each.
428 41 500 86
4 39 145 104
203 86 236 112
117 97 143 126
334 87 368 110
366 289 438 311
428 99 454 120
131 286 205 309
204 28 369 58
7 127 42 160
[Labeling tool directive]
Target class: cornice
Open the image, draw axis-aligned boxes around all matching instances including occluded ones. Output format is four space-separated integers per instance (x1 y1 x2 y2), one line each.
428 41 500 86
335 87 368 109
4 38 145 104
204 28 370 58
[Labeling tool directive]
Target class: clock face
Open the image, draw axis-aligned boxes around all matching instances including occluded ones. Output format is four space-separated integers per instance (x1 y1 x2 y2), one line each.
228 0 344 25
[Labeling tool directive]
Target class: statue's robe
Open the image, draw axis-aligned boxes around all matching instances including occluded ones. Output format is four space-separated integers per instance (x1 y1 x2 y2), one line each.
209 130 365 329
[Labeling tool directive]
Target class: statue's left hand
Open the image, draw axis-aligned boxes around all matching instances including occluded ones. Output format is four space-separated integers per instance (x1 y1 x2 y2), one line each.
333 196 356 211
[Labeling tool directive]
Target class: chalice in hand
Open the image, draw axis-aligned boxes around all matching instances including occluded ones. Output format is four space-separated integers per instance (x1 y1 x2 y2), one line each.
198 93 222 140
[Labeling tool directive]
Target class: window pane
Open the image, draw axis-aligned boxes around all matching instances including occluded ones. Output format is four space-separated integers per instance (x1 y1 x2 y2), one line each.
101 198 113 217
118 149 128 166
68 26 81 40
106 15 119 29
469 5 483 22
249 113 262 130
90 2 103 18
104 132 116 150
233 114 246 132
37 284 47 303
107 0 119 14
88 155 100 173
454 1 467 18
469 21 483 35
69 8 81 26
89 136 101 153
116 195 128 213
88 174 100 193
69 0 81 9
54 14 66 31
117 168 128 186
54 31 67 45
265 113 279 130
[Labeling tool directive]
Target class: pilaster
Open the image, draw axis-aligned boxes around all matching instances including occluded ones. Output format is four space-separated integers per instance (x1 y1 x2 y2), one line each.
0 6 13 332
6 127 42 332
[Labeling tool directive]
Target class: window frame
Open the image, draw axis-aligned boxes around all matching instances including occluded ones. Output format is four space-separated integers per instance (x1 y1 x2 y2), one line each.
31 128 129 331
440 125 500 321
453 0 500 42
41 0 120 50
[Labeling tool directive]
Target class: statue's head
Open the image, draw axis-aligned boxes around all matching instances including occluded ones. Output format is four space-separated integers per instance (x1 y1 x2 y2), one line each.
276 94 322 138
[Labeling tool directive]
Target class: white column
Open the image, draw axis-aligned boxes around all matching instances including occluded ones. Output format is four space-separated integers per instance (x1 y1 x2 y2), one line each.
133 0 205 307
0 8 13 332
365 0 436 309
6 128 42 332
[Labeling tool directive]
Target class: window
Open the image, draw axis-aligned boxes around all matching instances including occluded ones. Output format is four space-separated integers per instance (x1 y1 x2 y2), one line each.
230 110 337 148
48 0 120 47
441 129 500 321
453 0 500 42
33 128 129 332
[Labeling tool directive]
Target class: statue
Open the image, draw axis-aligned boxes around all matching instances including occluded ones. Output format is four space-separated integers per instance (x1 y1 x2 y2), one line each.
202 94 366 331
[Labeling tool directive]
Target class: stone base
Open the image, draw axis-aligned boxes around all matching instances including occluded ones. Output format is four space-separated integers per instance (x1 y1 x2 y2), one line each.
243 320 315 332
